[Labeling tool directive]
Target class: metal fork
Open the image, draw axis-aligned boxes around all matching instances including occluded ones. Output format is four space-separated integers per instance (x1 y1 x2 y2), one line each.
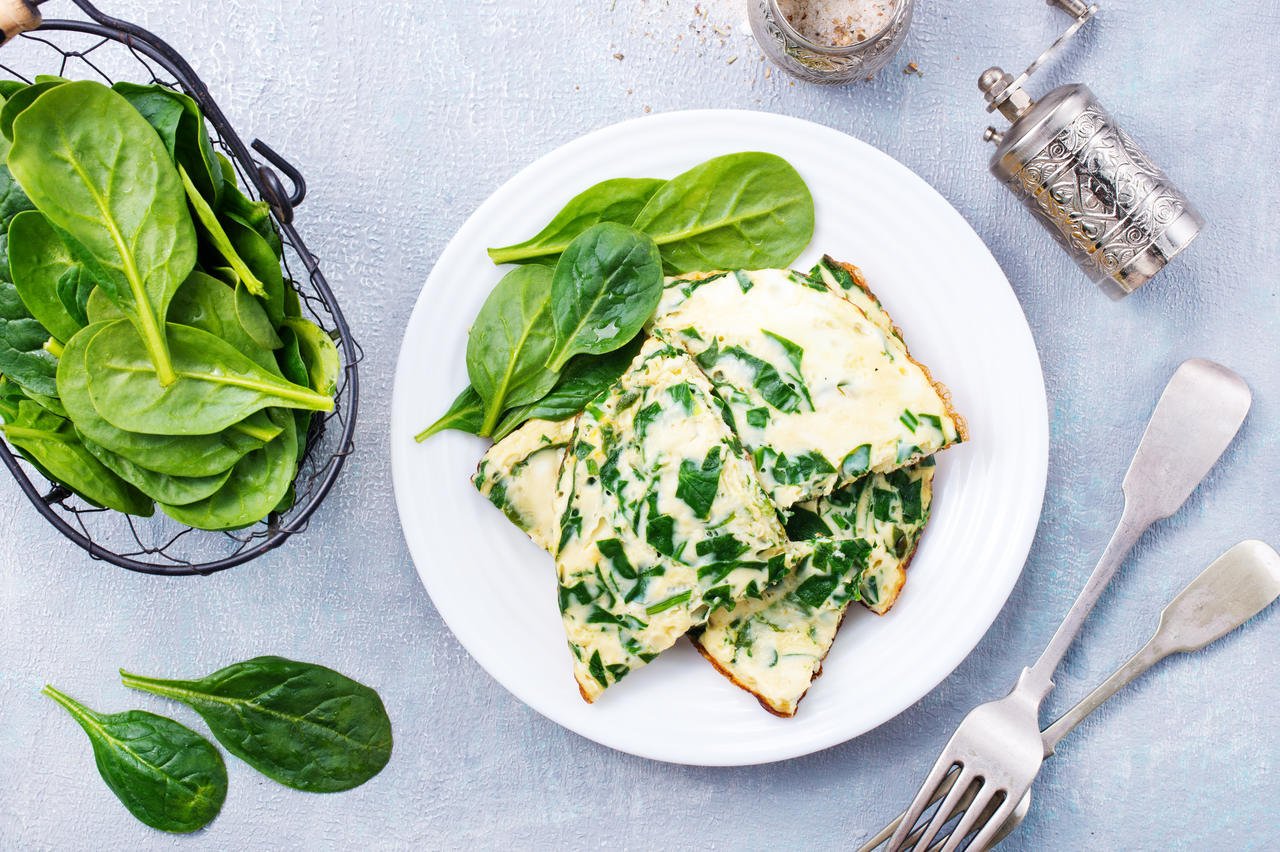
860 538 1280 850
884 359 1251 852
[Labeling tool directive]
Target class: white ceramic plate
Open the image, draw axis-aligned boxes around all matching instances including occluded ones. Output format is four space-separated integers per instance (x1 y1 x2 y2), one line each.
391 110 1048 766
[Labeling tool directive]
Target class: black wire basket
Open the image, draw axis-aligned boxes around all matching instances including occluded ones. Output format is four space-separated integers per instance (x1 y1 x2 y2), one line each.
0 0 360 575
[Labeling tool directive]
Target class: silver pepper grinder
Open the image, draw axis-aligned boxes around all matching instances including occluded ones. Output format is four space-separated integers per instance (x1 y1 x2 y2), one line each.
979 0 1203 299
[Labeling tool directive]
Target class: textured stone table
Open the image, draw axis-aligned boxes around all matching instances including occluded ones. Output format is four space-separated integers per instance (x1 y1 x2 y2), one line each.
2 1 1277 848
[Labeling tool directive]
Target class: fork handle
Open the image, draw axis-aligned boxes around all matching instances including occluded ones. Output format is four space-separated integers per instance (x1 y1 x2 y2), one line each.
1024 504 1151 694
1040 635 1164 754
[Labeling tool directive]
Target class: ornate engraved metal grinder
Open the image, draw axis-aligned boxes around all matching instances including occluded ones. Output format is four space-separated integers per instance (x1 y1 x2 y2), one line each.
980 0 1203 299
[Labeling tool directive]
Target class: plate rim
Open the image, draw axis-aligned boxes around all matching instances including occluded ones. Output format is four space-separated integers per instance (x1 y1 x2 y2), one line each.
391 107 1049 766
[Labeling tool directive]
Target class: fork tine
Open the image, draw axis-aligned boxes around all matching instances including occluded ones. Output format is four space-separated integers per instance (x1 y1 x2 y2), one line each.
903 771 978 849
965 792 1022 852
886 759 963 850
937 785 1002 852
857 768 961 852
912 766 978 851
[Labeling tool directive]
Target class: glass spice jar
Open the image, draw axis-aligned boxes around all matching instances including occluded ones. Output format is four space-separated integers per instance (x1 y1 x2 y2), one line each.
748 0 914 84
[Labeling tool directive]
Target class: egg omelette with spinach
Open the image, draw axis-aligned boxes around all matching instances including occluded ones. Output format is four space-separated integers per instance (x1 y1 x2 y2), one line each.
472 257 965 715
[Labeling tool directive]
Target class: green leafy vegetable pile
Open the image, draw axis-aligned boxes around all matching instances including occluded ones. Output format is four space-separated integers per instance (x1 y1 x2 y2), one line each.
417 151 814 442
0 78 338 530
45 656 393 833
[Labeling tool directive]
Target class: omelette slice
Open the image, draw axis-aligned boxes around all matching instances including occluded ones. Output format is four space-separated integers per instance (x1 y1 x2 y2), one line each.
652 267 964 509
474 417 574 552
693 461 935 716
555 335 790 702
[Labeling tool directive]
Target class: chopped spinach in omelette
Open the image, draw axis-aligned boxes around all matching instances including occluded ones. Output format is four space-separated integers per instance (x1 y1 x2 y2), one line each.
693 461 934 716
553 335 790 701
788 459 935 614
651 267 964 509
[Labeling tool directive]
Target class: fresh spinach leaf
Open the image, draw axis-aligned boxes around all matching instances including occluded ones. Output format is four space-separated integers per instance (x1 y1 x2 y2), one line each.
487 177 666 265
545 222 662 372
85 321 333 436
57 323 269 478
23 387 66 418
1 399 153 515
281 317 340 397
415 385 484 443
632 152 814 273
84 286 121 325
222 212 285 325
0 278 58 398
491 336 642 440
42 685 226 833
56 265 94 329
0 140 33 225
235 281 282 350
179 164 268 298
159 409 298 530
7 210 86 342
167 271 278 371
215 153 282 259
8 81 198 385
0 80 63 140
275 326 313 463
121 656 393 793
112 82 223 204
82 437 232 507
467 264 559 435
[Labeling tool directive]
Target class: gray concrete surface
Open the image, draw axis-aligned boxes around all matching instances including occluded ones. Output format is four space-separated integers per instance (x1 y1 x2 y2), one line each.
1 0 1277 848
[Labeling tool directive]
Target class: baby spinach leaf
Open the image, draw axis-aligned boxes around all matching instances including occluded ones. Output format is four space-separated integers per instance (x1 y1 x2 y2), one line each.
57 323 270 478
167 271 278 371
82 437 232 507
487 177 666 266
0 80 63 140
0 278 58 398
112 82 223 204
85 321 333 436
632 152 814 273
215 153 282 259
8 81 198 385
275 326 313 463
1 399 153 514
415 385 483 442
0 374 25 420
84 286 121 325
0 152 33 227
42 685 226 833
467 265 559 435
121 656 393 793
57 266 94 329
7 210 85 342
544 222 662 372
159 409 298 530
491 336 642 440
235 282 282 351
281 317 340 397
223 212 285 325
23 387 66 418
179 165 268 298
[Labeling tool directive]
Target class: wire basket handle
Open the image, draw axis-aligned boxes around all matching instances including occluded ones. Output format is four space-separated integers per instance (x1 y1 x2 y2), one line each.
0 0 40 44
